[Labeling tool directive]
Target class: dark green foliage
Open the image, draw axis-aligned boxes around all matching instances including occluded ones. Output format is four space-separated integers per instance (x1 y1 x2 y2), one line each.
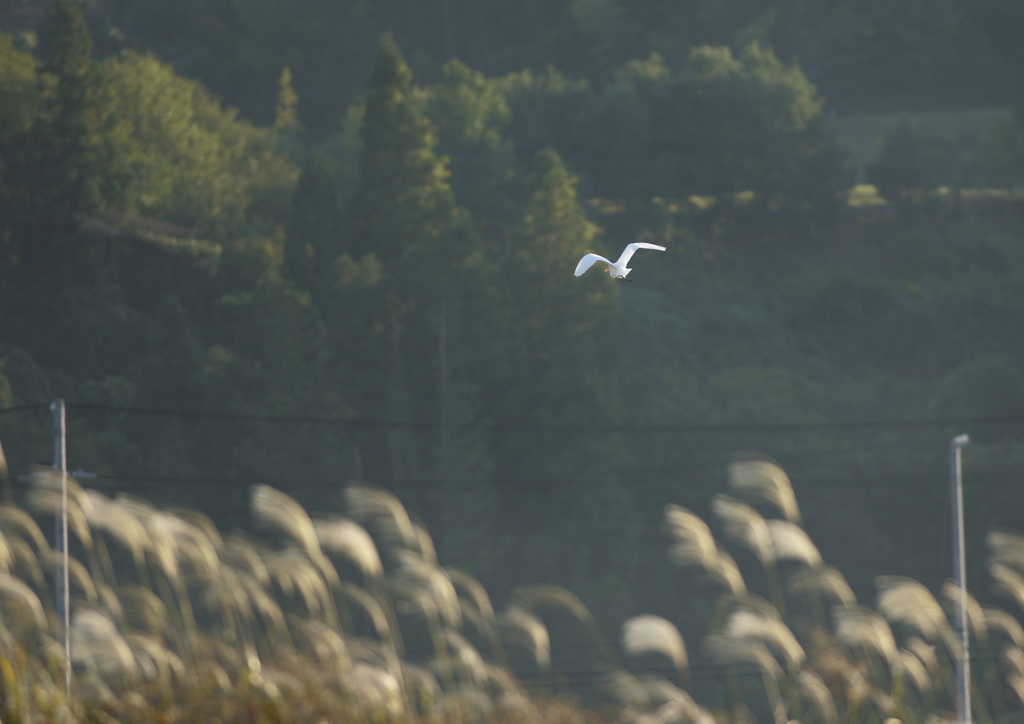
349 35 457 269
37 0 105 216
867 120 952 206
425 60 522 227
491 45 847 232
0 1 1023 635
9 0 1008 144
285 152 343 295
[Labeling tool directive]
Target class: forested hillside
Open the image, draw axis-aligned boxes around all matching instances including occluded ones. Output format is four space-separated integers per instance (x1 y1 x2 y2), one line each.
2 0 1024 635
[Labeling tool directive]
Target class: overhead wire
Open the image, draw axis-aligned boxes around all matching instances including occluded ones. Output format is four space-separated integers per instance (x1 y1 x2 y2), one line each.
0 403 51 415
1 399 1022 433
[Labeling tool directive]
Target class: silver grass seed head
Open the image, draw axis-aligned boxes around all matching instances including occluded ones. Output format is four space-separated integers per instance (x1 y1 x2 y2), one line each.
27 486 93 550
904 636 940 676
727 458 801 524
787 565 856 605
712 495 774 566
876 576 958 656
237 570 288 635
0 504 49 552
71 608 137 679
444 628 488 687
0 570 46 629
96 582 123 622
664 504 718 572
710 545 747 598
0 530 16 574
314 515 383 578
983 606 1024 649
990 563 1024 615
942 579 986 640
88 492 150 567
987 529 1024 572
497 605 550 670
251 484 322 558
391 550 461 629
126 633 185 688
163 512 221 582
351 662 405 718
599 666 650 709
510 584 594 624
1007 672 1024 707
202 565 255 625
167 508 224 551
724 608 805 672
119 584 169 635
483 662 521 697
767 520 821 567
40 548 97 603
223 533 271 586
621 615 687 671
265 547 328 615
341 581 392 640
896 647 932 693
116 496 185 585
447 567 496 622
6 535 44 588
402 662 441 712
414 522 438 566
703 634 783 680
797 669 838 724
1003 645 1024 679
291 616 352 673
345 484 418 551
833 605 898 664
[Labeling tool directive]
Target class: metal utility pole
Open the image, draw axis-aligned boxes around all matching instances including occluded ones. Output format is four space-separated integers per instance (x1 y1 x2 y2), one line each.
52 399 71 697
951 433 970 724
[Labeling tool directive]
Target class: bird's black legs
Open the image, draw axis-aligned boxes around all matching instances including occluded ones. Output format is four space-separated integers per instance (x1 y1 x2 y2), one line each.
624 277 635 283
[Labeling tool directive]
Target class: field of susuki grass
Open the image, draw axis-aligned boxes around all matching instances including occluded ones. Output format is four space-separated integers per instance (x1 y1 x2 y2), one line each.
1 458 1024 724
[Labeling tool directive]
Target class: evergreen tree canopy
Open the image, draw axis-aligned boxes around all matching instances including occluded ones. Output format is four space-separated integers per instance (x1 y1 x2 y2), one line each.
350 34 455 268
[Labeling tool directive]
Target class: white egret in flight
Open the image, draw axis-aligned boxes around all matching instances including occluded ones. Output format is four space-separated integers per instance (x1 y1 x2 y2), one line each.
574 242 666 282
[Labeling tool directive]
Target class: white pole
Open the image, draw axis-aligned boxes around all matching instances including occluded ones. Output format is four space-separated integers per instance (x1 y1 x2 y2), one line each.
951 433 970 724
51 399 70 697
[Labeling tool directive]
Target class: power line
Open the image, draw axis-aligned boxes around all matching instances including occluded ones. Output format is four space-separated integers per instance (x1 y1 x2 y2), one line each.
27 401 1024 434
0 403 51 415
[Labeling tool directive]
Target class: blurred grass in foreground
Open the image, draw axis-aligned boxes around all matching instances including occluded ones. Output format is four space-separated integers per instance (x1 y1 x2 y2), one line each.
0 458 1022 724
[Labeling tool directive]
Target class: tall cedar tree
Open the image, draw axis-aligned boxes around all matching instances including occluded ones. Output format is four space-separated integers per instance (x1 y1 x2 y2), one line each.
38 0 103 220
345 34 487 484
2 0 99 277
286 152 342 297
0 1 111 365
349 34 455 270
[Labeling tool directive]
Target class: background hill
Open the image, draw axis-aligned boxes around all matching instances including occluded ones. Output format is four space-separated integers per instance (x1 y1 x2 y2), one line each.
2 0 1024 637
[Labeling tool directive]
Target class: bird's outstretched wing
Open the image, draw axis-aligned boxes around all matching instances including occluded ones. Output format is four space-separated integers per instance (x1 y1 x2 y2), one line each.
615 242 666 267
575 253 611 277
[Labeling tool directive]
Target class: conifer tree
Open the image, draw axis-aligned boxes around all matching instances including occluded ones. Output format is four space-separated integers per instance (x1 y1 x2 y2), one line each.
509 148 613 355
40 0 103 216
349 33 455 271
273 67 299 134
285 152 342 295
495 146 625 537
346 34 489 486
273 67 303 159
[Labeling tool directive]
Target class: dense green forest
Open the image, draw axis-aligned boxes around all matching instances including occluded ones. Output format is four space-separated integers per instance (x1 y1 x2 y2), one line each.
2 0 1024 639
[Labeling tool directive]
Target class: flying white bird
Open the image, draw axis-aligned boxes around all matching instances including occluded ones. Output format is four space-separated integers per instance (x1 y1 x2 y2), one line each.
574 242 666 282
